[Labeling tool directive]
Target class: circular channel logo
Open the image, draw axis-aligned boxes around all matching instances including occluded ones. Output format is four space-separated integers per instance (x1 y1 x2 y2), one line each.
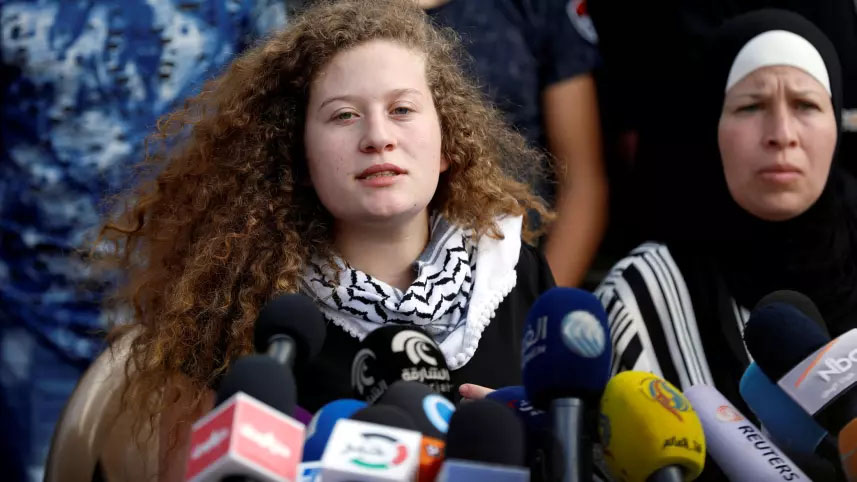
422 394 455 434
391 330 439 366
561 310 606 358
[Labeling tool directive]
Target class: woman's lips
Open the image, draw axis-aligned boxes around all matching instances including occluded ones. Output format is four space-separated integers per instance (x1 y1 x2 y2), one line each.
757 165 802 183
356 163 406 187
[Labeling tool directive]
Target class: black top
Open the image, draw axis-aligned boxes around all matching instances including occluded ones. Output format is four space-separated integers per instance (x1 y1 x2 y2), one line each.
296 243 555 413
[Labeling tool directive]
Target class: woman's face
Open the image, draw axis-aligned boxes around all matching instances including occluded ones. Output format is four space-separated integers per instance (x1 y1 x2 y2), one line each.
718 65 837 221
304 39 446 227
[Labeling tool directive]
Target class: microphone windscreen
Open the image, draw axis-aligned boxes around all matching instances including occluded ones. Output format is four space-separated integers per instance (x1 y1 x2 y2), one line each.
350 405 418 432
599 371 705 481
521 287 611 407
254 293 326 366
376 381 456 439
754 290 827 335
485 386 549 431
216 354 296 415
302 399 367 462
739 362 827 454
743 302 830 380
444 399 526 466
351 325 452 403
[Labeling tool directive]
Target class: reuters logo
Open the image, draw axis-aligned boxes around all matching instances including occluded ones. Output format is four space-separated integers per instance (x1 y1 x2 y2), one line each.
391 330 439 366
715 405 744 423
560 310 606 358
351 348 376 396
644 378 690 421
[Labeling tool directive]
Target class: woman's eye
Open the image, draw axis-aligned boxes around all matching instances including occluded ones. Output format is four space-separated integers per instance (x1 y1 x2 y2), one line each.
796 100 819 111
336 111 356 120
737 103 761 113
391 106 412 115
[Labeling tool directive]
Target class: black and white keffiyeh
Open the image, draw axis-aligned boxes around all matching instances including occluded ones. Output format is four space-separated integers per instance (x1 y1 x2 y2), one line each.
301 214 522 369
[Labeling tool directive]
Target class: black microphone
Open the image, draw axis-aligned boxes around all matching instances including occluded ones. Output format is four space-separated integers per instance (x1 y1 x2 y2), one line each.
439 399 529 481
350 405 419 431
754 290 827 334
350 325 452 403
444 399 526 465
216 354 297 413
253 293 326 370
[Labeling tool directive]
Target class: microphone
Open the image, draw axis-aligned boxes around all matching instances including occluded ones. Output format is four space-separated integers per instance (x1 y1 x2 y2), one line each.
376 380 456 439
754 290 827 335
739 362 829 455
684 383 808 481
185 355 305 482
599 371 705 482
302 399 367 462
351 402 444 482
744 303 857 436
350 405 419 431
437 399 529 481
350 325 452 403
254 293 326 370
486 385 563 481
485 385 549 431
319 407 422 481
521 287 612 482
744 302 857 480
374 381 455 481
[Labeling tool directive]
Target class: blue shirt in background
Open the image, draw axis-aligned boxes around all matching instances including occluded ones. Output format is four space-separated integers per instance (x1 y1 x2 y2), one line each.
0 2 287 479
427 0 600 202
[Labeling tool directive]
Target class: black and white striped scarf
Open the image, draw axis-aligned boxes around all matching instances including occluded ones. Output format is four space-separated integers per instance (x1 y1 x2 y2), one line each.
301 214 522 369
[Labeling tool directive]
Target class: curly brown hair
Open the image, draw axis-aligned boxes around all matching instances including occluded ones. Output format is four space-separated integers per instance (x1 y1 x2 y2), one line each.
97 0 553 434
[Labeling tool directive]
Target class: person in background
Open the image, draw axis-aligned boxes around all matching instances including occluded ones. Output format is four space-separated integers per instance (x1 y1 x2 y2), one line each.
82 0 554 478
589 0 857 246
0 1 287 479
419 0 608 288
597 6 854 438
596 10 855 479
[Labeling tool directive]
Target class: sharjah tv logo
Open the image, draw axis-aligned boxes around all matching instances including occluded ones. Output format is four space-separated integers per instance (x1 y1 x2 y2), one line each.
351 348 377 396
391 331 438 366
643 377 690 421
343 432 409 469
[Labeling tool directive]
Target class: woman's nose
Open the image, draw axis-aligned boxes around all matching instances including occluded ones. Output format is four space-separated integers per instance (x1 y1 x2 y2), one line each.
359 115 397 153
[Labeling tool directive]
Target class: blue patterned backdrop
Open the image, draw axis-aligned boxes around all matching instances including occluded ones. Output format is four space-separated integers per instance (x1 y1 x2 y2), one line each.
0 2 287 479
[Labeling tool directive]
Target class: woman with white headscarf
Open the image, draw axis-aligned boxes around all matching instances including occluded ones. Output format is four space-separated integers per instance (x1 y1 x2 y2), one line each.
598 7 855 429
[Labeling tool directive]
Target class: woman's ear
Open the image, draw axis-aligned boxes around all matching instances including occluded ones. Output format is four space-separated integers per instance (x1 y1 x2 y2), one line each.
440 155 450 173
